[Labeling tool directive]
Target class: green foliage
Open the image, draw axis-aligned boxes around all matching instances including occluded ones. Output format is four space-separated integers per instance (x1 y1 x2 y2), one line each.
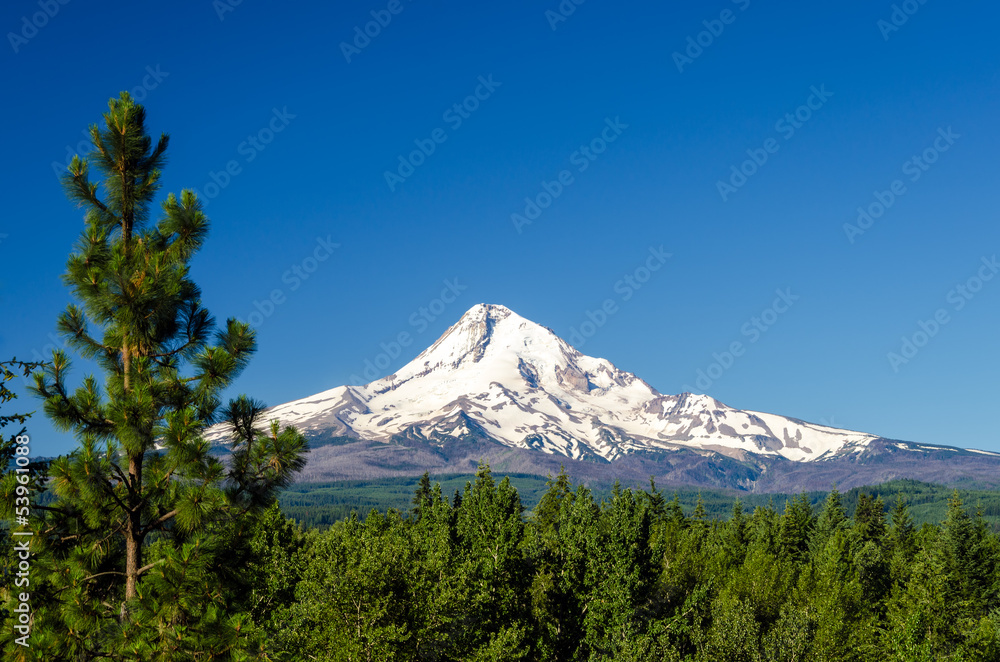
584 484 653 659
240 470 1000 661
526 470 595 660
279 472 554 528
281 476 1000 536
0 94 307 659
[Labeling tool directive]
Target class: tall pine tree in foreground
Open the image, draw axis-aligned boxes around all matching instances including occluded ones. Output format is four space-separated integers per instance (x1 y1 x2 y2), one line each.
15 92 307 659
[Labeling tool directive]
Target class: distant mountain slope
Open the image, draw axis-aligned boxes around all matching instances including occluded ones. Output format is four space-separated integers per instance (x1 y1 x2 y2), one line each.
209 304 1000 492
249 304 881 461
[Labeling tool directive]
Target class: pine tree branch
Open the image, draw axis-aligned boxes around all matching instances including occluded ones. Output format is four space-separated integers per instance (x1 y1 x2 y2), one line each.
136 558 166 577
108 459 130 488
74 177 110 216
144 337 199 360
143 508 179 534
102 481 131 515
35 368 114 436
33 503 71 515
85 524 128 551
80 571 126 582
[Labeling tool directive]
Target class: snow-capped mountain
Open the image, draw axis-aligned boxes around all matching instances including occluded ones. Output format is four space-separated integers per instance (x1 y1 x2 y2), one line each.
248 303 881 464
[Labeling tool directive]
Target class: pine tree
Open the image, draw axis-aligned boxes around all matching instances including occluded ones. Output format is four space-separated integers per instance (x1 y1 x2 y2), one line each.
888 494 915 547
235 502 307 657
692 492 707 524
281 510 414 661
644 476 666 522
665 492 685 527
533 466 573 529
24 92 308 657
454 463 530 658
526 468 594 660
885 494 918 590
778 492 813 562
811 484 847 556
409 480 464 660
722 498 748 566
852 493 890 607
853 492 887 544
584 486 653 658
411 470 432 520
748 502 780 555
941 491 998 611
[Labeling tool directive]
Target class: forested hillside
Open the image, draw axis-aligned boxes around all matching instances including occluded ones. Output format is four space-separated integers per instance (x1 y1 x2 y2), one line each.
247 465 1000 660
280 474 1000 532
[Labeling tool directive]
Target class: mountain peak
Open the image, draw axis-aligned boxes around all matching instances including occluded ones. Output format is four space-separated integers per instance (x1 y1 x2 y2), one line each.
397 302 577 379
460 303 515 321
408 303 525 371
240 304 881 464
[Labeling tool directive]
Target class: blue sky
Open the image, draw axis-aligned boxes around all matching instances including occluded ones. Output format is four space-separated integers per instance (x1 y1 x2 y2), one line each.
2 0 999 456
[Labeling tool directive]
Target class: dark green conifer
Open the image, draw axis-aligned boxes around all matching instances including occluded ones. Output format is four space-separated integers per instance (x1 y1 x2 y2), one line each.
21 92 307 657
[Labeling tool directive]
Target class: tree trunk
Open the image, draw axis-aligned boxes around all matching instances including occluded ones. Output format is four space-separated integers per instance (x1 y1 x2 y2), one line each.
121 452 143 620
121 282 138 620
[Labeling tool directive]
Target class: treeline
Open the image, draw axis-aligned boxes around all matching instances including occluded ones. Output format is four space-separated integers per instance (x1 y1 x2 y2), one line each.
280 473 1000 532
245 464 1000 660
279 473 552 528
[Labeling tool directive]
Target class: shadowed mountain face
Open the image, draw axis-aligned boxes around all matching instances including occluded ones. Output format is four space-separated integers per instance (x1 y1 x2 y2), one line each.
212 304 1000 492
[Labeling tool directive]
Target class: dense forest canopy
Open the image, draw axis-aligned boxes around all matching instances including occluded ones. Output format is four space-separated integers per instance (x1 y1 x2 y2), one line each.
237 465 1000 661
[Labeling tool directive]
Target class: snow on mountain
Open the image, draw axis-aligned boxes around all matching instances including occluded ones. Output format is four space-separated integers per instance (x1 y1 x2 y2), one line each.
232 303 879 464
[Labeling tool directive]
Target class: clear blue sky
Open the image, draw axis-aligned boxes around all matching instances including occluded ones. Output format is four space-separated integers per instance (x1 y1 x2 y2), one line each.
2 0 998 456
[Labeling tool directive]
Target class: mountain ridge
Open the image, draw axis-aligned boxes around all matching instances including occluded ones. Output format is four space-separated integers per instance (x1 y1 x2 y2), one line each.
207 303 1000 491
